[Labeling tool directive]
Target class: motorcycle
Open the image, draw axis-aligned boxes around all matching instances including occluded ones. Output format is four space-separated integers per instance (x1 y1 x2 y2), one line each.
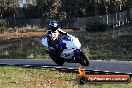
41 34 89 66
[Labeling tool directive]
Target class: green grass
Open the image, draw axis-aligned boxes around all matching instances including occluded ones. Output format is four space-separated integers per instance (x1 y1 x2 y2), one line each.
0 66 131 88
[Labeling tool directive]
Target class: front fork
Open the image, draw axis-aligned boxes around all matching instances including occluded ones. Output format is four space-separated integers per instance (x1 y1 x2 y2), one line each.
73 49 82 61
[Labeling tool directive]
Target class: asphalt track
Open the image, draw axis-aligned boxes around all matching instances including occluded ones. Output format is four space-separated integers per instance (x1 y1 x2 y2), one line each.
0 59 132 75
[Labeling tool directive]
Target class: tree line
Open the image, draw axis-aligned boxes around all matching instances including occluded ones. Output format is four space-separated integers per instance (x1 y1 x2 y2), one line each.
0 0 131 19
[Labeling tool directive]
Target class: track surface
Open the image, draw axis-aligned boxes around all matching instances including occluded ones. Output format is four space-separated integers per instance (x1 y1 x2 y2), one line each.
0 59 132 75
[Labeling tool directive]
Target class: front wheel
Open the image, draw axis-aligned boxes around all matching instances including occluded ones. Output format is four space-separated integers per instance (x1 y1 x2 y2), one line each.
79 52 89 66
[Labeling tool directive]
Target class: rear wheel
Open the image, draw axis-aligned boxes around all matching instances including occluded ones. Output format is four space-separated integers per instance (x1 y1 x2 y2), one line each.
79 51 89 66
51 56 64 66
49 53 64 66
48 49 64 66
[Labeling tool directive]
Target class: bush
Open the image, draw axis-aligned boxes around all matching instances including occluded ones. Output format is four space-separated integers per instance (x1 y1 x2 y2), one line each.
0 20 8 33
85 19 108 32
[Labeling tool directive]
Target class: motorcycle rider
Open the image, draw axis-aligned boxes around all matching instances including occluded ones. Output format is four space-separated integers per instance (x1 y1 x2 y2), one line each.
46 20 70 51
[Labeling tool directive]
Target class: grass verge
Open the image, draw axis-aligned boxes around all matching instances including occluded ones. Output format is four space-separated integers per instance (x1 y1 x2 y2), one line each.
0 66 131 88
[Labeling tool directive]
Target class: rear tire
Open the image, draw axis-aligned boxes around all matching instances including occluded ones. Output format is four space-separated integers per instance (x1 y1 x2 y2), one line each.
80 51 89 66
49 49 64 66
50 55 64 66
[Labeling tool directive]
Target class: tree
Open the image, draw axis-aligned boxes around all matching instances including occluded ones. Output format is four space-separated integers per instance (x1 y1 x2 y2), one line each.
1 0 131 19
0 0 23 18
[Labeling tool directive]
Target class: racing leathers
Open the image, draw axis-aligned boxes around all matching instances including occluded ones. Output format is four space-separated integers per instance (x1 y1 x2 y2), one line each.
46 27 67 49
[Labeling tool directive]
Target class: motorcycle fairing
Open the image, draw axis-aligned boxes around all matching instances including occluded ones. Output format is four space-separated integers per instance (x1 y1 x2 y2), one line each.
61 36 81 49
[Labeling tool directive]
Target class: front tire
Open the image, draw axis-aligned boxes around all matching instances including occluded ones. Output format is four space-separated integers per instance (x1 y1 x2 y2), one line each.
80 51 89 66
